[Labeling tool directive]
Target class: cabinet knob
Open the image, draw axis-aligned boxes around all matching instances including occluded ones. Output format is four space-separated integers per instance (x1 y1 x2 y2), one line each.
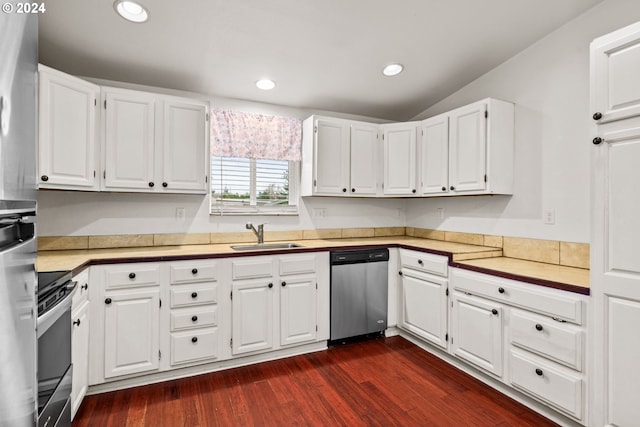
535 368 543 376
129 272 136 279
148 182 155 187
351 188 355 193
81 283 88 290
105 298 112 305
191 315 198 322
281 281 287 287
191 292 198 298
412 189 417 194
450 186 455 191
491 309 498 315
191 337 198 343
268 283 273 288
73 319 81 327
498 287 505 294
417 259 423 265
191 268 198 275
535 324 543 331
41 175 49 182
593 137 603 145
398 271 403 276
593 112 602 120
441 186 446 191
342 188 347 192
162 182 168 188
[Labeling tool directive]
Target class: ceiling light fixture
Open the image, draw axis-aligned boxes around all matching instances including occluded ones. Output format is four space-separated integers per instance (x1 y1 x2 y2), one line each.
256 79 276 90
114 0 149 23
382 63 404 77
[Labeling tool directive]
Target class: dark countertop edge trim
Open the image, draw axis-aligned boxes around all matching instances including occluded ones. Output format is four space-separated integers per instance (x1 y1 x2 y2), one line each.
450 262 590 296
58 242 587 295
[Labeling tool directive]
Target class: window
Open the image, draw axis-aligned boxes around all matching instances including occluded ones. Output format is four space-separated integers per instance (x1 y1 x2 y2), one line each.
210 156 299 215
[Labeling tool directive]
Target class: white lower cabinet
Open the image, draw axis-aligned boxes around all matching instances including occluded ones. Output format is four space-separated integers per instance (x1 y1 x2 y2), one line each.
450 292 504 377
232 278 276 355
280 276 317 346
70 268 91 419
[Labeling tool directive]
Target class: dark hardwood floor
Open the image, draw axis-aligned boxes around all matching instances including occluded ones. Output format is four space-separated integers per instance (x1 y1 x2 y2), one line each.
73 336 558 427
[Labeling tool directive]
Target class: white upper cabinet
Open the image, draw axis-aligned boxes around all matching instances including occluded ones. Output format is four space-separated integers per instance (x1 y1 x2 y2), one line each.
449 101 487 193
418 114 449 195
592 22 640 123
313 118 350 195
38 65 100 190
349 123 379 195
161 98 209 192
103 87 156 191
382 122 418 195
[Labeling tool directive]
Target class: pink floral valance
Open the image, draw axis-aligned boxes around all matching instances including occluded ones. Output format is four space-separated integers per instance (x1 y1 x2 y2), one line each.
210 109 302 161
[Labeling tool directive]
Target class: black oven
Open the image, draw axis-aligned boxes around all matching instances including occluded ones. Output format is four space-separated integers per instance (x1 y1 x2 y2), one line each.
37 271 75 427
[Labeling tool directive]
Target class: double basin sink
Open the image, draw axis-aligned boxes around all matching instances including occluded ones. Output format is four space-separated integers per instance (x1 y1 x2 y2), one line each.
230 243 303 251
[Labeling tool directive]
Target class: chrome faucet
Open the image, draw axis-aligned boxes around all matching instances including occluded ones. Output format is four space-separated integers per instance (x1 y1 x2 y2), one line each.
246 222 265 244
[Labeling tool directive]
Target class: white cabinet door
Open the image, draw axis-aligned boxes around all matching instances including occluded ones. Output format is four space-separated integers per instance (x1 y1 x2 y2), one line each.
280 277 317 346
449 102 487 193
38 66 99 189
232 279 276 355
314 119 350 195
451 292 503 377
400 272 448 349
592 22 640 123
349 123 378 195
103 88 156 191
103 289 160 379
70 302 90 419
419 114 449 195
161 98 208 193
382 123 417 195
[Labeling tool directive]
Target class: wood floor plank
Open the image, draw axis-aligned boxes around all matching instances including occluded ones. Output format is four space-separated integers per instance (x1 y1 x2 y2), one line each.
74 337 559 427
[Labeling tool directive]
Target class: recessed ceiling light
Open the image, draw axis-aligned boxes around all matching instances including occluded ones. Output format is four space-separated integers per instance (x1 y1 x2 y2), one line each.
114 0 149 23
383 63 404 77
256 79 276 90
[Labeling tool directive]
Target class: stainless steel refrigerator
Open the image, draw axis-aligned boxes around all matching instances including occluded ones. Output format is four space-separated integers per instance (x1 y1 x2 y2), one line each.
0 8 38 427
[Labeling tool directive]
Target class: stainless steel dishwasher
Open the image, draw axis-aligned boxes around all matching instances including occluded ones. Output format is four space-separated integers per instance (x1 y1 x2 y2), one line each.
330 248 389 342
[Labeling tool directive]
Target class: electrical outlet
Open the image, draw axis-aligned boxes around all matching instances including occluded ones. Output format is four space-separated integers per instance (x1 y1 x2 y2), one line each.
543 209 555 225
313 208 327 218
176 207 186 220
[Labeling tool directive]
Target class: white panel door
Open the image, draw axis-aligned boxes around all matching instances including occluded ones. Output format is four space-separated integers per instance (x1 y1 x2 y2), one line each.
592 21 640 123
349 123 378 195
591 125 640 426
451 292 503 377
280 277 317 346
232 279 275 355
400 272 448 349
419 114 449 195
382 123 417 195
38 67 99 189
103 289 160 379
103 88 156 191
162 98 208 193
314 119 349 195
71 302 90 419
449 102 487 193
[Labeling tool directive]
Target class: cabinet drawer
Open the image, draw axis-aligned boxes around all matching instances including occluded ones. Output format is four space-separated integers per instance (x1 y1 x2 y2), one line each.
72 269 90 308
232 257 273 280
400 249 448 277
170 262 218 284
511 309 583 371
451 268 583 324
279 255 316 276
170 328 218 365
509 350 583 419
104 263 160 290
170 306 218 331
170 284 218 307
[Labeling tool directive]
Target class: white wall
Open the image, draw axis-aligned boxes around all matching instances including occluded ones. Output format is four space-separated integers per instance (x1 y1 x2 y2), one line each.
406 0 640 243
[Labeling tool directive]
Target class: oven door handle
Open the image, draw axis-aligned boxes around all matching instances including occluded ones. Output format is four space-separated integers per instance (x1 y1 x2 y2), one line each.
37 281 77 339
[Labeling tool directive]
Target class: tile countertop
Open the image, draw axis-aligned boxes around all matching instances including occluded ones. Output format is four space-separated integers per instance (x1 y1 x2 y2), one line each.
35 236 589 294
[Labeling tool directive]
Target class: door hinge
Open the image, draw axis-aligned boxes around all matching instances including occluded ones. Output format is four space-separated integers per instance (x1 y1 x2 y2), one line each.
446 288 449 296
421 129 424 136
205 112 209 122
93 170 96 178
230 338 233 348
445 333 448 342
230 291 233 300
205 175 208 183
104 100 107 109
316 325 318 332
484 110 488 119
103 171 106 179
94 98 97 106
159 299 162 308
382 134 385 140
484 174 487 183
159 350 161 360
314 125 317 133
313 179 317 187
451 337 453 344
316 283 318 290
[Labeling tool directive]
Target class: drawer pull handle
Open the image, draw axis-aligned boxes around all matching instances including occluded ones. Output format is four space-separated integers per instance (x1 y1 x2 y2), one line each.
129 272 136 279
192 315 198 322
192 268 198 275
73 319 81 327
191 337 198 343
498 287 505 294
417 259 423 265
535 324 543 331
81 283 88 290
535 368 543 376
191 292 198 298
491 309 498 315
